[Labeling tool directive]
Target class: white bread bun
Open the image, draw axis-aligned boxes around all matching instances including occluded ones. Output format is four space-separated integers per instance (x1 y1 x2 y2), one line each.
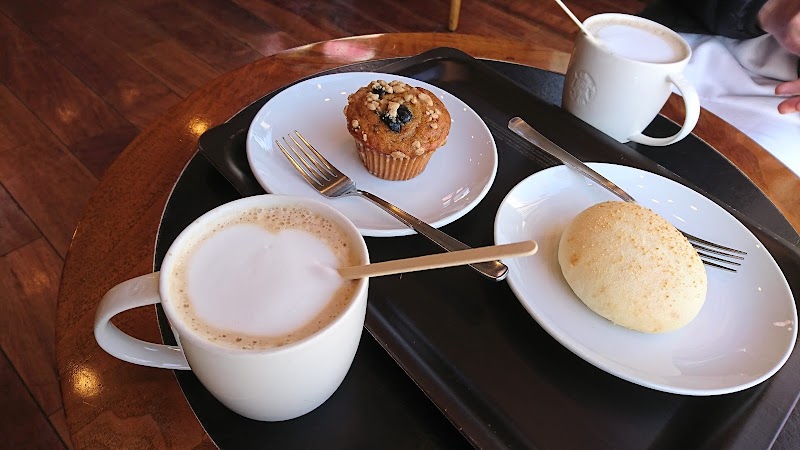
558 201 707 333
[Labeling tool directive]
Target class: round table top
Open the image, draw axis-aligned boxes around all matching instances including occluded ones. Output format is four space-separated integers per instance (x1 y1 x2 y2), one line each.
56 32 800 448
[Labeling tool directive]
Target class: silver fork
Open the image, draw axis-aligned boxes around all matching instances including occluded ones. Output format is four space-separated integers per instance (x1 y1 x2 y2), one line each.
508 117 746 272
276 131 509 281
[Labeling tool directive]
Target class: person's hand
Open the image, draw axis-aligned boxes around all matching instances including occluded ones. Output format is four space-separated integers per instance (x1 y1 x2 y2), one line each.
758 0 800 55
776 79 800 114
758 0 800 114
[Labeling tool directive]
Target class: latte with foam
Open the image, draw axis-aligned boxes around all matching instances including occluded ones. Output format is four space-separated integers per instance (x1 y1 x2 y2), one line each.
589 19 686 64
562 13 699 145
95 195 369 421
167 205 361 350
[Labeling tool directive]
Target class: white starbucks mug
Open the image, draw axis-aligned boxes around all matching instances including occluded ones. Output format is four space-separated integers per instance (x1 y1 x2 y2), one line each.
562 13 700 146
94 195 370 421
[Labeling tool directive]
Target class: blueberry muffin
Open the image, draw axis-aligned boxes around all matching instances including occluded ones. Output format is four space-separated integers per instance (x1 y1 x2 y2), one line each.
343 79 451 181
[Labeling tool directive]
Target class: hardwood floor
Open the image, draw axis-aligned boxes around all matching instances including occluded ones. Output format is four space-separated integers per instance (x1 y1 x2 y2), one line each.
1 1 797 448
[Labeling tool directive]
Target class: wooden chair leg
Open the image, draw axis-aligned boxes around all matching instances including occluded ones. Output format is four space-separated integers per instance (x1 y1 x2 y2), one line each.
449 0 462 31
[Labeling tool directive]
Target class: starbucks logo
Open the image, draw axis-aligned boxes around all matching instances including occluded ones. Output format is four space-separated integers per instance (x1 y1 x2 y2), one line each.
569 70 596 105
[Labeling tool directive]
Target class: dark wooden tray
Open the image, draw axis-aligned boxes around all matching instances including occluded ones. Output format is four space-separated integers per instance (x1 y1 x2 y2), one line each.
155 48 800 449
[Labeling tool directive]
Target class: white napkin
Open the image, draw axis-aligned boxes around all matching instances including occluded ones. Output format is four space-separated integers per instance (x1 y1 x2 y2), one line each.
676 33 800 176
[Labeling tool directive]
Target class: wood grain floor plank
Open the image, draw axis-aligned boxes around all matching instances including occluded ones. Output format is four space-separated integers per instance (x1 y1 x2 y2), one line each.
0 238 64 416
126 0 264 73
237 0 348 37
273 0 402 38
0 183 39 256
0 349 65 449
70 124 141 178
0 139 97 257
29 15 181 129
182 0 303 55
49 408 75 450
325 0 447 36
457 2 572 52
0 0 68 30
491 0 582 37
130 40 221 98
573 0 648 17
231 0 344 44
0 84 48 152
0 13 133 148
69 1 169 52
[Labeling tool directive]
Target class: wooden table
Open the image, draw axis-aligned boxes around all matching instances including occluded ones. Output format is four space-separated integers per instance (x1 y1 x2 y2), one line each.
56 33 800 448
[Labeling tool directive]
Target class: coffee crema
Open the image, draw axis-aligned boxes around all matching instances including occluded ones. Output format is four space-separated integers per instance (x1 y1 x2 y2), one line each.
590 20 685 64
168 205 361 350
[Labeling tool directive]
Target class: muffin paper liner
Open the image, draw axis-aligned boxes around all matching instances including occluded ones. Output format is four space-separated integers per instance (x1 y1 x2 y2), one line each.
355 140 434 181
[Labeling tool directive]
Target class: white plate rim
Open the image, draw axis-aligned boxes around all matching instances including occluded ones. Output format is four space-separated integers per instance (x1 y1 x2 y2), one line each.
494 163 798 396
245 71 498 237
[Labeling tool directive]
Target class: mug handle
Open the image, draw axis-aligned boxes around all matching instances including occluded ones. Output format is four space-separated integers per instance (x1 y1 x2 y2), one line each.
628 73 700 146
94 272 190 370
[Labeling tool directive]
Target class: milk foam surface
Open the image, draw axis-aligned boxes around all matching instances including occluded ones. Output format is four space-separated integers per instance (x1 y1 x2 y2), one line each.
169 206 360 349
593 23 683 64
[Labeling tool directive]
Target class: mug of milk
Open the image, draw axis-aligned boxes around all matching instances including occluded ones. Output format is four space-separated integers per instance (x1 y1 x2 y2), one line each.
94 195 369 421
562 13 700 146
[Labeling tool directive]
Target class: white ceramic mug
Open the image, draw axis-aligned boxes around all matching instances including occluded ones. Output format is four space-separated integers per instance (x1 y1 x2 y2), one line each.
562 13 700 146
94 195 370 421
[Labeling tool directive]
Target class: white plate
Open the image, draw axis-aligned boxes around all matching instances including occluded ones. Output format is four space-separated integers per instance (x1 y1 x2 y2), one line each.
494 163 797 395
246 72 498 237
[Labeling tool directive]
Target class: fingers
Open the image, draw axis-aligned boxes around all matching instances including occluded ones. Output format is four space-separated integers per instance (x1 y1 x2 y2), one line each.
775 79 800 96
777 96 800 114
775 80 800 113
